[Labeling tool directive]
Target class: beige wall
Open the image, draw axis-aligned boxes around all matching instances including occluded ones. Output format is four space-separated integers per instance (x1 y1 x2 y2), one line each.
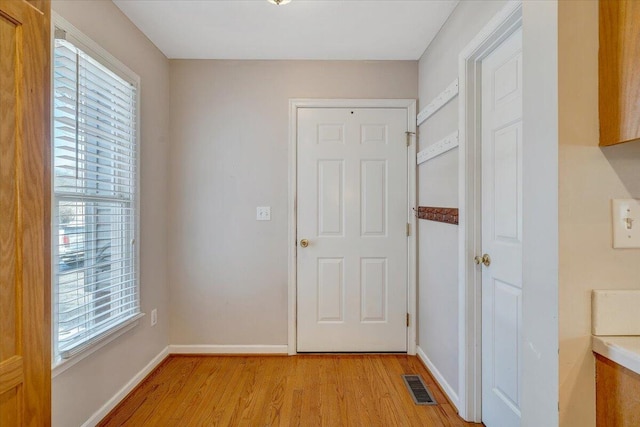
559 1 640 426
51 2 170 426
44 2 574 425
416 0 507 404
168 60 418 345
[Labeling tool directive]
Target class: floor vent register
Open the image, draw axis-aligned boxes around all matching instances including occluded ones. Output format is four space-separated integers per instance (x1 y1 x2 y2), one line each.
402 374 437 405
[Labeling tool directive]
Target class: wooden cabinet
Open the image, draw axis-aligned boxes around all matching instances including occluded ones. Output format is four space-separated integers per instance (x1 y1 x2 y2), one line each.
595 354 640 426
599 0 640 146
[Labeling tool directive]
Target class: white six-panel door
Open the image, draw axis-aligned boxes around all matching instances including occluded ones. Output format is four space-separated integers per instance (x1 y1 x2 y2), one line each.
481 28 523 426
296 108 408 352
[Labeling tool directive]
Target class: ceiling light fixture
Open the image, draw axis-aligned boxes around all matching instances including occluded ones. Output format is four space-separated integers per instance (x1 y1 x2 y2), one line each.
268 0 292 5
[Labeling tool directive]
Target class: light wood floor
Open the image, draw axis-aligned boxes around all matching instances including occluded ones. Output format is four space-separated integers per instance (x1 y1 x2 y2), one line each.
99 355 480 427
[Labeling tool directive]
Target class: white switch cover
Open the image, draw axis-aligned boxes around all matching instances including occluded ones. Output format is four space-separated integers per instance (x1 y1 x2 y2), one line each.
612 199 640 248
256 206 271 221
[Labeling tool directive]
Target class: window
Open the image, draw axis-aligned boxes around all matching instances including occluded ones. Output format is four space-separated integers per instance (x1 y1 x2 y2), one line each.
53 25 140 361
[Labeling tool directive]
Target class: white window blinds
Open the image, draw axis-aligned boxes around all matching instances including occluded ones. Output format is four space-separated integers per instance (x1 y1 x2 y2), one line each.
53 35 140 359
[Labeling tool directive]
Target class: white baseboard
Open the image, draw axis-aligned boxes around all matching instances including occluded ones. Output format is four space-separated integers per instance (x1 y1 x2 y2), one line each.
169 344 289 355
81 346 169 427
416 345 460 410
81 344 287 426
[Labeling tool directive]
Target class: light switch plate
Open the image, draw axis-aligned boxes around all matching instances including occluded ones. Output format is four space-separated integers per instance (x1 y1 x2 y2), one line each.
612 199 640 248
256 206 271 221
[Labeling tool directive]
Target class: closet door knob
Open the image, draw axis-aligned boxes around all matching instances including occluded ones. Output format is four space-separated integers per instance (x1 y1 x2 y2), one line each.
474 254 491 267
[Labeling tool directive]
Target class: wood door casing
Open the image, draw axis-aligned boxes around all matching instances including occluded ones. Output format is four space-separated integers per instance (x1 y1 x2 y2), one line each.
0 0 51 425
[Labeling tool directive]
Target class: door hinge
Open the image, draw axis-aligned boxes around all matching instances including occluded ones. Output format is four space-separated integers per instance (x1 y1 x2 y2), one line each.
405 131 415 147
406 313 410 327
406 223 410 236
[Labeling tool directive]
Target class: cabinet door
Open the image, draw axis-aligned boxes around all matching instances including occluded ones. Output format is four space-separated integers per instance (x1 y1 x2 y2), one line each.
599 0 640 146
596 354 640 426
0 0 51 425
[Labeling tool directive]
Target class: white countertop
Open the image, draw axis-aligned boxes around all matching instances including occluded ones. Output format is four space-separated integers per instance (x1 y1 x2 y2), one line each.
592 335 640 375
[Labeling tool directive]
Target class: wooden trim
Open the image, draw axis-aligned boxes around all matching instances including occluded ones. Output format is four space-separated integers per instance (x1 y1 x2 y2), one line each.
0 356 24 396
25 0 46 14
416 206 459 225
17 0 51 424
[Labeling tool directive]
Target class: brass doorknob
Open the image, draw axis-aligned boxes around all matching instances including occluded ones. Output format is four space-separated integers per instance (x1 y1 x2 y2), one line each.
474 254 491 267
300 239 309 248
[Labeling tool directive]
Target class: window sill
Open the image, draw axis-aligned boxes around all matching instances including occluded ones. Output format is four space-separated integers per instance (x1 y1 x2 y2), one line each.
52 312 145 378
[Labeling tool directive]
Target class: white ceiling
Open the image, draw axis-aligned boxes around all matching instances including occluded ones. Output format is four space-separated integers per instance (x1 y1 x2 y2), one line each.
113 0 459 60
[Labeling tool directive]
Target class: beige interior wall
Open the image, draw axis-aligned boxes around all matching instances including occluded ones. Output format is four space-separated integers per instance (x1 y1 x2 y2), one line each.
45 2 605 425
559 2 640 426
168 60 418 346
51 2 171 426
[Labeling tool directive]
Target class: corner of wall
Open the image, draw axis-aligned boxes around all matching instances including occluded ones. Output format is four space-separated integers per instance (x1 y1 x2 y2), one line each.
51 1 171 426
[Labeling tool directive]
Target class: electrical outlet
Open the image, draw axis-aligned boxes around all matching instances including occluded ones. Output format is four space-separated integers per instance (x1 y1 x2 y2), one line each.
256 206 271 221
151 308 157 326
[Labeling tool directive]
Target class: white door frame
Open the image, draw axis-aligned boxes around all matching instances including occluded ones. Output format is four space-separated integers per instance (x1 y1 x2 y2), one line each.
288 99 417 356
457 2 522 422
